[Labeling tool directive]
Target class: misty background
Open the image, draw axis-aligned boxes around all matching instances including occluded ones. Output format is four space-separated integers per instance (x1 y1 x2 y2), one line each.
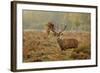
22 10 91 32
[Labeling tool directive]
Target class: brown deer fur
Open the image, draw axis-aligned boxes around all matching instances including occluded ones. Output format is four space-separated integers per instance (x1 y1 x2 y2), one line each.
46 22 78 50
57 38 78 50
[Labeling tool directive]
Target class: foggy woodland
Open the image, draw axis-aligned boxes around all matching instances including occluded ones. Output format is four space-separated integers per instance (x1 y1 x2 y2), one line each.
23 10 91 32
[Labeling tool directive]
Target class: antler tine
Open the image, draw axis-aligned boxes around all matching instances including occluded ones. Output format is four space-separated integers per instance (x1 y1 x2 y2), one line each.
58 24 67 35
63 24 67 31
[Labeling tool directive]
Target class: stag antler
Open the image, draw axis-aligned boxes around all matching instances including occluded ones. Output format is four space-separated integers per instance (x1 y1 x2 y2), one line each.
45 22 67 37
57 24 67 37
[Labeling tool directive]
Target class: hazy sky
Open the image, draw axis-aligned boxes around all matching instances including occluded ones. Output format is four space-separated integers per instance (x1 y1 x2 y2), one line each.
22 10 90 31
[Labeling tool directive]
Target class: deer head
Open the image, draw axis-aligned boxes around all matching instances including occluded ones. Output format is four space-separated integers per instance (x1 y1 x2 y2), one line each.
51 23 67 38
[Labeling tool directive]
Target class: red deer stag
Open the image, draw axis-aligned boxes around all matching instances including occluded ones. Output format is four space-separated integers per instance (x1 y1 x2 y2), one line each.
49 23 78 51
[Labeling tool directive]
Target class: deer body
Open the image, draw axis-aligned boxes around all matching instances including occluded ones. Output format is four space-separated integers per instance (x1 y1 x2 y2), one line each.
57 38 78 50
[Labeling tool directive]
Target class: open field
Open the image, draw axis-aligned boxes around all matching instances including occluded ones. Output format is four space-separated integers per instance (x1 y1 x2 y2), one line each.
23 31 91 62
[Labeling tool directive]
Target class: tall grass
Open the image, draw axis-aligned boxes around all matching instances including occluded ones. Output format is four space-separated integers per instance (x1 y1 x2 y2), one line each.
23 31 91 62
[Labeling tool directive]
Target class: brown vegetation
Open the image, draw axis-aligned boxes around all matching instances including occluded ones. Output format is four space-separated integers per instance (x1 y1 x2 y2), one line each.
23 31 91 62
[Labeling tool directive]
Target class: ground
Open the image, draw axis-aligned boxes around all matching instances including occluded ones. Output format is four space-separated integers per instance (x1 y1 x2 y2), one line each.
23 31 91 62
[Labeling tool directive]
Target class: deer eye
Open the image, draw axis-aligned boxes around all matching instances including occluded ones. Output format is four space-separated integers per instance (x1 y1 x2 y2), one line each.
61 33 63 35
